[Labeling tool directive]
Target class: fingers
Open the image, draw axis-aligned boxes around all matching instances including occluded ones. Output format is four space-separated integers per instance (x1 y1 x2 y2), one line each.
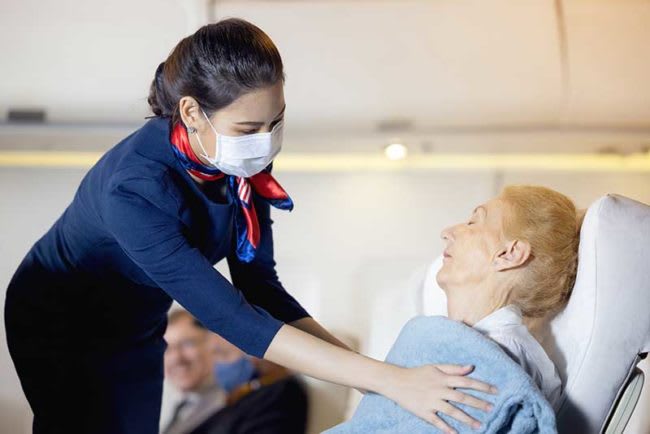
435 364 474 375
446 376 498 394
434 364 498 394
438 401 481 430
428 412 456 434
445 389 493 412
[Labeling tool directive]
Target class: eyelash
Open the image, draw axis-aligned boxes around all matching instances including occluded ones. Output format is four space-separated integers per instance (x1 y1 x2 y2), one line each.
241 118 283 135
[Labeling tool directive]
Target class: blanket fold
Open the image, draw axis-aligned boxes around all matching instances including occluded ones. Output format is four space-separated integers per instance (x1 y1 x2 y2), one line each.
324 316 557 434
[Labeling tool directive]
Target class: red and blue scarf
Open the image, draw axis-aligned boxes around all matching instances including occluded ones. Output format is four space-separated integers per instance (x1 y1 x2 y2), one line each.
170 123 293 263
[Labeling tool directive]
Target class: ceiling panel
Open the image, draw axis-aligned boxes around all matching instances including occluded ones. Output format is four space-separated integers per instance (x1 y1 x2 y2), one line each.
562 0 650 127
215 0 563 130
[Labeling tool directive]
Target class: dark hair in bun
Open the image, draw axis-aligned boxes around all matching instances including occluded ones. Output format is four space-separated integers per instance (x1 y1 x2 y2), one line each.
147 18 284 125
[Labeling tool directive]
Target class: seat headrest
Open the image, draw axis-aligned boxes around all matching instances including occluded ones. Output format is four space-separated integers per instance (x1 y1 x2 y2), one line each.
541 194 650 432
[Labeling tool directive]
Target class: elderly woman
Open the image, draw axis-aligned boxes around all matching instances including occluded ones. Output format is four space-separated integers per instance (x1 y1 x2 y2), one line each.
437 185 582 409
327 185 581 434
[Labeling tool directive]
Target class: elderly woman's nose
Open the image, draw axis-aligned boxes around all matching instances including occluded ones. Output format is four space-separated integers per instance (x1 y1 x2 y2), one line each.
441 226 453 241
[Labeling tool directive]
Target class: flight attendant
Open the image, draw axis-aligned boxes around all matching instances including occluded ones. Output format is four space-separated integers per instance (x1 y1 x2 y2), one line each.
5 19 494 434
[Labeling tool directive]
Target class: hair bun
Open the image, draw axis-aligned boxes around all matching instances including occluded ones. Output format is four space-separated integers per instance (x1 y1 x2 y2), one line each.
145 19 285 124
147 62 168 117
154 62 165 82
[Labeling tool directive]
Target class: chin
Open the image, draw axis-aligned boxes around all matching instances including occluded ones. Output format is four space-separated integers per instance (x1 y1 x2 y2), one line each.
177 378 201 393
435 269 449 291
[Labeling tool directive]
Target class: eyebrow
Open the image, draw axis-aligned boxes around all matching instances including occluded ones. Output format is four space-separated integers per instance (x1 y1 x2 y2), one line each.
234 105 286 126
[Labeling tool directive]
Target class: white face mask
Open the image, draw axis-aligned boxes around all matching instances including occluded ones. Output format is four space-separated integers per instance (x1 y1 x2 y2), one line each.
193 109 284 178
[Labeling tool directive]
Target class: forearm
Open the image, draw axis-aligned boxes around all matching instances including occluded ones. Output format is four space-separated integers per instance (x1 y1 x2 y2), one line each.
264 323 395 394
264 324 496 433
289 317 353 351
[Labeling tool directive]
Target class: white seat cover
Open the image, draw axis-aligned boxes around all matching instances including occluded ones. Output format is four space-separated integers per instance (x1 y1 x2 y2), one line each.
538 194 650 432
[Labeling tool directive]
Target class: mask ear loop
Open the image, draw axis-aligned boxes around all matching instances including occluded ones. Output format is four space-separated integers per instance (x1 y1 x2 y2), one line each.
269 120 284 161
186 122 212 163
201 109 221 162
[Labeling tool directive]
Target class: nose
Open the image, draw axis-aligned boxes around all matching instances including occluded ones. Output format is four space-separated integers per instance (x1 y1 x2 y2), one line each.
261 120 281 134
441 225 454 242
165 343 185 363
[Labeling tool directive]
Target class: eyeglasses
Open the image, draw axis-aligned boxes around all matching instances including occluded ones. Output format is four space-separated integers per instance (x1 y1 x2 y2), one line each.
166 336 207 353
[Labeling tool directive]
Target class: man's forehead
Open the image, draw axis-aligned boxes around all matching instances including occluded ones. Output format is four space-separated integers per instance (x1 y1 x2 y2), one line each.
166 317 205 335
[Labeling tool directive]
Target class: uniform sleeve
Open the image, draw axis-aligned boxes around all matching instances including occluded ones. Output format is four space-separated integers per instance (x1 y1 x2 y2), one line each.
102 172 283 357
227 195 310 324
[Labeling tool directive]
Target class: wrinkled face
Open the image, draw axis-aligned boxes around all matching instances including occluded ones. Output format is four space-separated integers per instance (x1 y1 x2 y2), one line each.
164 317 214 393
436 198 508 291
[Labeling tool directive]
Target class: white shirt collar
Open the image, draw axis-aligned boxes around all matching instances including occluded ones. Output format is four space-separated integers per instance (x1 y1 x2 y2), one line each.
181 378 221 404
473 304 523 335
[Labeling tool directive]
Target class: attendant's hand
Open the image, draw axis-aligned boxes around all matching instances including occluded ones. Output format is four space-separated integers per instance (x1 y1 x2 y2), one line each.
381 364 496 434
264 325 497 433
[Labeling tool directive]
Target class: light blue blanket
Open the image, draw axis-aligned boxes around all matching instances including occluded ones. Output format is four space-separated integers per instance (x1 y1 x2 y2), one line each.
325 316 557 434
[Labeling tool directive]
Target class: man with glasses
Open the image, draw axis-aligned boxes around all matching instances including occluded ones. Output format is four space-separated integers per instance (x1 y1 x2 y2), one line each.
162 309 308 434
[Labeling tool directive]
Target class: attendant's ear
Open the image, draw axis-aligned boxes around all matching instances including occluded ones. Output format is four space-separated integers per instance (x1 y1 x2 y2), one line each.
178 96 203 130
494 239 531 271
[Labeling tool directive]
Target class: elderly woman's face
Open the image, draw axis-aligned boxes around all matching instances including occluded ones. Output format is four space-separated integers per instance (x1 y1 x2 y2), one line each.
436 198 508 290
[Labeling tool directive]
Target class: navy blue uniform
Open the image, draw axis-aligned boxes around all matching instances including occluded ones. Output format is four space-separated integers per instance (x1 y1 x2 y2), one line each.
4 118 309 434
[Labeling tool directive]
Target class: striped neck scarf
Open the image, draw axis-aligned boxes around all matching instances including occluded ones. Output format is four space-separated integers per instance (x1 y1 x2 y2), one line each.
170 122 293 262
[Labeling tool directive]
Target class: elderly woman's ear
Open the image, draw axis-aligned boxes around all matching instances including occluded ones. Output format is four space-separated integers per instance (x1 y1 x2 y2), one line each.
493 239 532 272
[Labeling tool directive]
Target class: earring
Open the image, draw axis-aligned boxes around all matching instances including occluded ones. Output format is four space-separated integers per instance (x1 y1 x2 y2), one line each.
186 126 197 134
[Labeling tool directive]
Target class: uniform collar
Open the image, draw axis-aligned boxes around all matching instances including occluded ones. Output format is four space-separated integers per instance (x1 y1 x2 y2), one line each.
473 305 523 335
134 116 178 167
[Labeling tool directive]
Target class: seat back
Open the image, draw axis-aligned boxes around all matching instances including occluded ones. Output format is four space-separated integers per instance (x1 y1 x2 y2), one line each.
536 194 650 432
